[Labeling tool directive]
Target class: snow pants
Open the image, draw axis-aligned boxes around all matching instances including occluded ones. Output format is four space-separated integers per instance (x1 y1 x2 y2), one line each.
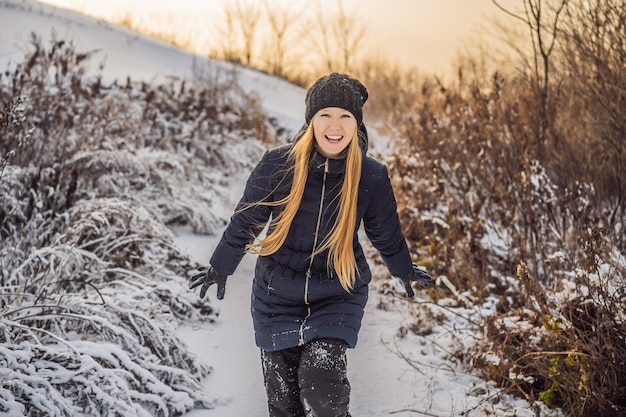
260 338 351 417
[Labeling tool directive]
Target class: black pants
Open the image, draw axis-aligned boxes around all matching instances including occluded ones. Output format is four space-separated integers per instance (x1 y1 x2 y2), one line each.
260 338 351 417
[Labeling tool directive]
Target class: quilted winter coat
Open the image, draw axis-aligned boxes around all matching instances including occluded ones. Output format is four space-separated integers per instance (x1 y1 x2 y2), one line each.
209 139 414 352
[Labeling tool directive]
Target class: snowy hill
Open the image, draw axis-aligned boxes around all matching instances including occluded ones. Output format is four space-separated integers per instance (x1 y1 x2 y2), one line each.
0 1 565 416
0 0 305 134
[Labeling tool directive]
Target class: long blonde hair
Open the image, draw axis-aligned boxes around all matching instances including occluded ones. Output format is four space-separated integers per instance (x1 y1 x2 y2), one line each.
246 123 363 292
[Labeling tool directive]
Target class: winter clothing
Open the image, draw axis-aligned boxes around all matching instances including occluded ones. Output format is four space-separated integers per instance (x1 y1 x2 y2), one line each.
401 265 433 297
189 265 228 299
261 338 350 417
195 72 425 417
210 143 414 351
305 72 368 126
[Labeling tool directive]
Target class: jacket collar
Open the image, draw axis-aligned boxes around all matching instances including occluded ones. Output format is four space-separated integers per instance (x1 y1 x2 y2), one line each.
309 149 346 176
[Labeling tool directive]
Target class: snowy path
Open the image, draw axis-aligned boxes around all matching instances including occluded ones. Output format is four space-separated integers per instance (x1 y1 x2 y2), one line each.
178 247 268 415
171 230 552 417
169 204 546 417
172 231 441 417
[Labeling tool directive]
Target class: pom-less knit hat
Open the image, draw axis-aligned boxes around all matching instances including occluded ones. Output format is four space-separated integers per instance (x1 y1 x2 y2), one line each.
305 72 369 126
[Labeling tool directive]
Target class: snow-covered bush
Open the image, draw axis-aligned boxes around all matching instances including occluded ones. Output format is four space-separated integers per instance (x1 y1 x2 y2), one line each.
1 35 274 416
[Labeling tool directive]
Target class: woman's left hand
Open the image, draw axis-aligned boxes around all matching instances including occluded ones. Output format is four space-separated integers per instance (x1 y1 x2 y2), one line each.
401 265 433 297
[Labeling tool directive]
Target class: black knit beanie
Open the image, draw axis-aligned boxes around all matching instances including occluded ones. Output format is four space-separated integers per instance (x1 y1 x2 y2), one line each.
305 72 369 125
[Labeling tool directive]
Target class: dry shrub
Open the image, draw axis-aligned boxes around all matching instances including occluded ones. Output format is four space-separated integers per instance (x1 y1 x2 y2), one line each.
0 33 273 236
1 33 273 170
474 244 626 415
384 72 523 302
558 0 626 234
0 34 277 415
376 33 625 413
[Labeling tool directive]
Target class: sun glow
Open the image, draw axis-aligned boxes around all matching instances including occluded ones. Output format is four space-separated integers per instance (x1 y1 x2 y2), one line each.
38 0 517 74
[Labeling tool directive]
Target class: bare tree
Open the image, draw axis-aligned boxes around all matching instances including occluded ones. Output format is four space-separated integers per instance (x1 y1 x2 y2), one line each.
214 0 262 65
333 0 367 72
492 0 568 146
308 0 367 74
262 0 304 78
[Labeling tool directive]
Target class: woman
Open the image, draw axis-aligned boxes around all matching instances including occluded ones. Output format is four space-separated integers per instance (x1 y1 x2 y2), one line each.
190 72 432 417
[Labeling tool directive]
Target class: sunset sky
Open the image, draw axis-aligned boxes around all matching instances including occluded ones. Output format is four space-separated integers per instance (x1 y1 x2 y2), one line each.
38 0 519 74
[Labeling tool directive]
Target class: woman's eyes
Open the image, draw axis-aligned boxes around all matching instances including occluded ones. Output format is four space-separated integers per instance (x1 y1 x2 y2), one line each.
319 113 352 118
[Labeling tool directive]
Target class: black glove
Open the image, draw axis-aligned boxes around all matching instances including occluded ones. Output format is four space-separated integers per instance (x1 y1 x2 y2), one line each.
189 265 228 300
401 264 433 297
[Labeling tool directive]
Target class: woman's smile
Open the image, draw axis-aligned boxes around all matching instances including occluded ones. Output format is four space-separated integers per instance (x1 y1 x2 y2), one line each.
325 134 343 143
312 107 357 158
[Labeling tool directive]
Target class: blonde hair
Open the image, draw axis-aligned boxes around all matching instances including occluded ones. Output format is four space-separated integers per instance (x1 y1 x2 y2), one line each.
246 123 363 292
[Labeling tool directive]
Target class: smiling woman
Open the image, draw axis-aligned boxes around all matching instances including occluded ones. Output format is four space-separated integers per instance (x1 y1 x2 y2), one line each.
38 0 515 75
189 71 433 416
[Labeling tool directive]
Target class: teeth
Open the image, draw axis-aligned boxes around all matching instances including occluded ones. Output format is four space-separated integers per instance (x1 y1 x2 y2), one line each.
326 135 342 141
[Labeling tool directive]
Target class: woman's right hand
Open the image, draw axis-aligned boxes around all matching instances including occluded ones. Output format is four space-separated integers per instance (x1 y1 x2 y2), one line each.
189 265 228 300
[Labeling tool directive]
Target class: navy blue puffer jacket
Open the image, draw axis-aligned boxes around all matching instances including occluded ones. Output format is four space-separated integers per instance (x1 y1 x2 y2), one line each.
210 142 413 352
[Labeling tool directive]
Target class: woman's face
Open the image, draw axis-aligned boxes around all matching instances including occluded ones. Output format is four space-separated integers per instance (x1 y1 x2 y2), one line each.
312 107 357 158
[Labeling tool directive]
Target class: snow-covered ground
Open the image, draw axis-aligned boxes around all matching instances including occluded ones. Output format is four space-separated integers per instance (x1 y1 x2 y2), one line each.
1 1 562 416
169 187 546 416
173 227 533 417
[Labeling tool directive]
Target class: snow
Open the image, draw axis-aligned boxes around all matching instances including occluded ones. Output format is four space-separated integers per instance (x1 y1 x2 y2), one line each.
174 226 512 417
0 0 305 135
0 1 563 416
169 178 549 416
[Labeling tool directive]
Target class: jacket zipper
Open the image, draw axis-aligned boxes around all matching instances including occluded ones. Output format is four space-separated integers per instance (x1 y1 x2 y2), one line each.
298 158 328 345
